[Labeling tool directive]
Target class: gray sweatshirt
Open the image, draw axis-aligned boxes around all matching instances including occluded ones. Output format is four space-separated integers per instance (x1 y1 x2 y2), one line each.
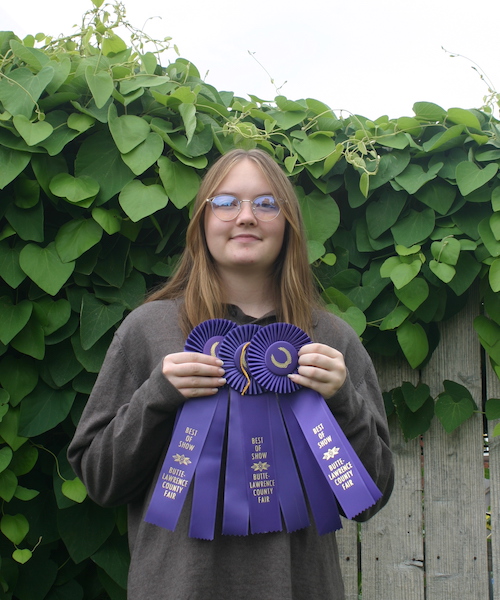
68 300 394 600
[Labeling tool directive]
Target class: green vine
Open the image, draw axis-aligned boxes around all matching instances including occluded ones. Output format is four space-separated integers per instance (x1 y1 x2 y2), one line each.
0 1 499 596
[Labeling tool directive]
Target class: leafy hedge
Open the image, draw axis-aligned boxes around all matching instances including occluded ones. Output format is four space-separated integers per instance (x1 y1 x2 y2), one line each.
0 2 499 598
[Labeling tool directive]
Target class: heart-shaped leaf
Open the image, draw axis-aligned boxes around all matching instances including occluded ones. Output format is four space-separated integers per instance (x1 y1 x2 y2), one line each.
9 444 38 477
85 66 114 109
307 240 325 264
0 469 18 501
429 260 456 283
12 549 32 564
19 242 75 296
390 260 422 289
13 114 53 146
108 103 150 153
119 180 169 222
395 277 429 311
431 237 461 265
0 241 27 288
392 387 434 440
0 146 31 190
391 208 435 246
55 218 103 262
121 132 163 175
0 447 13 473
0 297 33 345
62 477 87 503
0 356 38 407
14 486 39 501
326 304 367 336
32 297 71 336
49 173 100 203
435 393 475 433
401 381 431 412
397 321 429 368
379 305 411 331
92 207 122 235
19 382 75 437
395 162 442 194
0 65 54 118
298 189 340 244
456 161 498 196
1 513 29 545
80 294 125 350
158 156 200 209
58 500 115 564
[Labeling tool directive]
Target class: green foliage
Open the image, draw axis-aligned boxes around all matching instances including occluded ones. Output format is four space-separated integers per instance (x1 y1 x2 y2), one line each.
0 1 499 597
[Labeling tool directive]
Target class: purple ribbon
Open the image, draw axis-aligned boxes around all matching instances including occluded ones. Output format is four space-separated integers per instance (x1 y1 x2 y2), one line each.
144 319 236 534
219 324 308 534
145 319 381 538
144 395 219 530
247 322 382 527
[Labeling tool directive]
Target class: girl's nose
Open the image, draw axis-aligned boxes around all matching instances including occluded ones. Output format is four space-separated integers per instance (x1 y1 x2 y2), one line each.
235 200 257 225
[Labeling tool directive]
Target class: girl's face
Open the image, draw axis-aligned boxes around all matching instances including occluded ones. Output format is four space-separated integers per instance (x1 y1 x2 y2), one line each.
204 159 286 278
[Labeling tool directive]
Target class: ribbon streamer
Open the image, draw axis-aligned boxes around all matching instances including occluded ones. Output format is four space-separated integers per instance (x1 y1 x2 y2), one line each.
219 325 281 534
247 322 382 523
145 319 382 538
145 319 236 535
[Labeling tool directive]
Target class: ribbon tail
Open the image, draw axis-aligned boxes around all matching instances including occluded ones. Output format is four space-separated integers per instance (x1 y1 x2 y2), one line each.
144 396 218 531
238 393 282 534
222 390 249 535
189 391 229 539
280 398 342 535
266 393 310 533
317 399 383 506
286 389 381 519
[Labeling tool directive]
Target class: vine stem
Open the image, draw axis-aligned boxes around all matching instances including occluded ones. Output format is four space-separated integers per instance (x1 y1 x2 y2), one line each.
31 443 67 482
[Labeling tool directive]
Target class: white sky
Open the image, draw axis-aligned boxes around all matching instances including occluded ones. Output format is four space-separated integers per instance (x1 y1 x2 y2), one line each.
1 0 499 120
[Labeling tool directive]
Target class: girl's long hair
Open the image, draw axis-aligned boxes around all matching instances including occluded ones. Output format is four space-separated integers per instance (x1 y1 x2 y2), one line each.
146 149 321 335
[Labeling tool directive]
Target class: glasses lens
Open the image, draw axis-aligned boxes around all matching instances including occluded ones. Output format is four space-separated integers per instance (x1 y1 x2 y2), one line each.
253 195 280 221
211 195 239 220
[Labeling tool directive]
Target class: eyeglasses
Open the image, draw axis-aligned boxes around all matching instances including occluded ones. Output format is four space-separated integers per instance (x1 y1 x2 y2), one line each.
206 194 282 222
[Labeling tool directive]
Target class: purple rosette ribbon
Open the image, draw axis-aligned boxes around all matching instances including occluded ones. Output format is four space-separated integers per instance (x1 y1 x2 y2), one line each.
144 319 236 537
219 325 281 534
219 324 309 535
247 322 382 531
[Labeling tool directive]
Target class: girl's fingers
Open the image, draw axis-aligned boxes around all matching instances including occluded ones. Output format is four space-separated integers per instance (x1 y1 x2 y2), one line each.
162 353 226 398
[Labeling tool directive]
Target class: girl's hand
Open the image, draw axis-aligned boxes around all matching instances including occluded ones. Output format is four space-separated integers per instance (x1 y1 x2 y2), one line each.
162 352 226 399
288 343 346 399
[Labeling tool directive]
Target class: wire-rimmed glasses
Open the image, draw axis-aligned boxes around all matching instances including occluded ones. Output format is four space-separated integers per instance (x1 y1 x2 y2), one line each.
206 194 283 222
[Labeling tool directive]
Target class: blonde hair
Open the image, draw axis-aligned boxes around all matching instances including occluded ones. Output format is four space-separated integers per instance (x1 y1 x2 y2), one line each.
146 149 320 335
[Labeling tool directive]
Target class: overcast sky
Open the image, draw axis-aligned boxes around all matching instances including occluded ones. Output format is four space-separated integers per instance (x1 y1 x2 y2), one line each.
1 0 499 120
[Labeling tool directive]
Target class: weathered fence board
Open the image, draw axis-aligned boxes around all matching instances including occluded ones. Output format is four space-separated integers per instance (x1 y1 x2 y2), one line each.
488 360 500 600
422 291 488 600
360 359 424 600
336 290 494 599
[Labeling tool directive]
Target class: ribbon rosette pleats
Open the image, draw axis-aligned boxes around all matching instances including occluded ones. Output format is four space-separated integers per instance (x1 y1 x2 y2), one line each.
145 319 382 538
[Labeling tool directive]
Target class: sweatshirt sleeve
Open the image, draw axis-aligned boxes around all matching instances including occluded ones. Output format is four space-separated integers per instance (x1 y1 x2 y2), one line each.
314 312 394 521
67 302 186 507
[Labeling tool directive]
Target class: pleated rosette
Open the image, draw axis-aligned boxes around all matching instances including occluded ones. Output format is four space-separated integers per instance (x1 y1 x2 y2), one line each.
218 324 264 395
218 323 309 535
145 319 236 538
246 322 310 394
247 322 382 531
184 317 237 357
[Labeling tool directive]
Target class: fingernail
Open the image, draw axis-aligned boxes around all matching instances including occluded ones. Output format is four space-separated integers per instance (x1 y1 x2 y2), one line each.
218 378 226 385
216 359 223 366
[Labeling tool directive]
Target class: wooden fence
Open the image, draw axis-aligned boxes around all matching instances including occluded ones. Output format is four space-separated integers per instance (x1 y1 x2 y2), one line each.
337 289 500 599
